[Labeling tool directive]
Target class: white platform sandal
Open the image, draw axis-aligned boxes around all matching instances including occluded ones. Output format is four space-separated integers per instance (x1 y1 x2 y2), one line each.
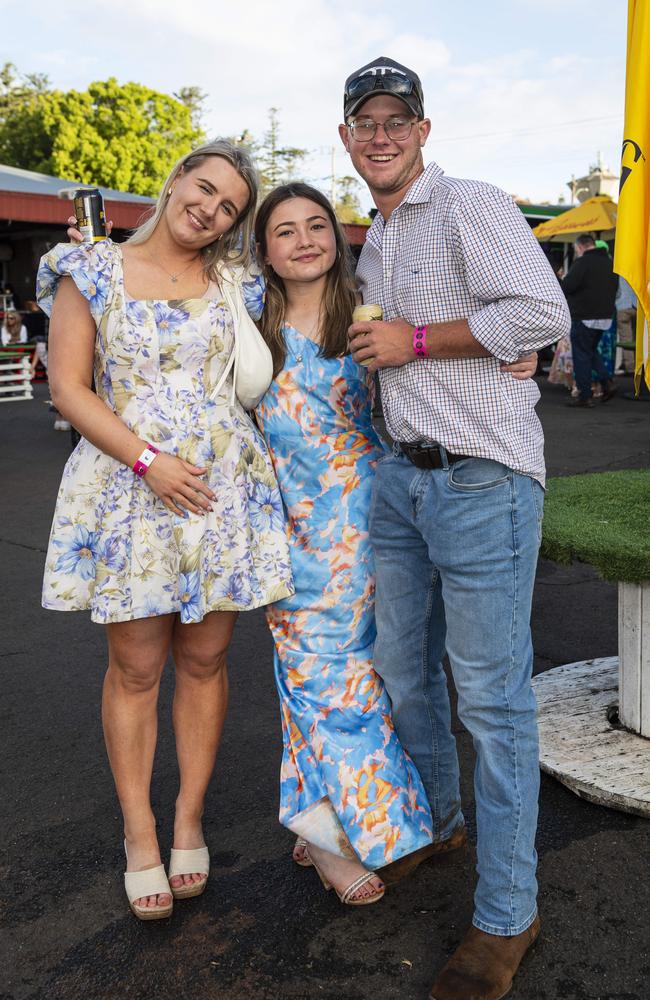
168 846 210 899
123 841 173 921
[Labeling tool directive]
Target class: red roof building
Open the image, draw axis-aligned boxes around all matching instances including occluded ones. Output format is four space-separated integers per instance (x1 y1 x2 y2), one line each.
0 164 154 308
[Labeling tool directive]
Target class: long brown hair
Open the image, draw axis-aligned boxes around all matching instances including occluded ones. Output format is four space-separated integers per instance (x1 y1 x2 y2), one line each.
255 183 357 377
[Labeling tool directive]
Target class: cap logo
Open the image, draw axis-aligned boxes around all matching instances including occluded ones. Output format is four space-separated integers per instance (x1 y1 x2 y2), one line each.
359 66 408 78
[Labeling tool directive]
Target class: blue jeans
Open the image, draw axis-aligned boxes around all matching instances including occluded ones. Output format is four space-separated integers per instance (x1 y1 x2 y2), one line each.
570 320 611 400
369 451 544 936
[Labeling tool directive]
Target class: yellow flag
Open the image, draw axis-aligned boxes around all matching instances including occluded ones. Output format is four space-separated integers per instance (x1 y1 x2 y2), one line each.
613 0 650 391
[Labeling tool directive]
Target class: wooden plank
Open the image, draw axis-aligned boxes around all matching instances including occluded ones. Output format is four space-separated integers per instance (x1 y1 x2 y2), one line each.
533 658 650 817
538 736 641 761
619 582 642 731
642 584 650 737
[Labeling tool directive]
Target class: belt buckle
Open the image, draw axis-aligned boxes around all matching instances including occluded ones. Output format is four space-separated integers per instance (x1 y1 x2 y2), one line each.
404 441 443 469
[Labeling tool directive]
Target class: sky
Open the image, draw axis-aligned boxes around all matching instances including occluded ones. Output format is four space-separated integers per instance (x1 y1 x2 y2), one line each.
3 0 626 210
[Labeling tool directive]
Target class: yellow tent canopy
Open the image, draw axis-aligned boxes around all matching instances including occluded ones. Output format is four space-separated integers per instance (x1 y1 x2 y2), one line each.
532 195 617 242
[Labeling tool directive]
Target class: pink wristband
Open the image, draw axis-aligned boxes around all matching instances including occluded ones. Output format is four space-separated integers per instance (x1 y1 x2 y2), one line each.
133 443 159 478
413 325 427 357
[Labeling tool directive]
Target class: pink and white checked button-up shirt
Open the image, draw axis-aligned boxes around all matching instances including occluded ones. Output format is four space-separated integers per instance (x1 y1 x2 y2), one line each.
357 162 570 484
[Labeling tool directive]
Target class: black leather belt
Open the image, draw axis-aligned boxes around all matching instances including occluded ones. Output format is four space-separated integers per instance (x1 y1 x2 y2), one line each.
396 441 470 470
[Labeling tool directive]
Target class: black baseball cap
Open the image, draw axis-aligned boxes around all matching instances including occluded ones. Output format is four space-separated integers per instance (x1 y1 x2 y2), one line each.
343 57 425 121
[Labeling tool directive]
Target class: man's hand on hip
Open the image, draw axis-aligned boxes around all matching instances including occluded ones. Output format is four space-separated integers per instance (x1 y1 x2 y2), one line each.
348 318 414 372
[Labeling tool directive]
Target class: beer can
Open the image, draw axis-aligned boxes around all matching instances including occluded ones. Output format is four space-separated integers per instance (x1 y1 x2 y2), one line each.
73 188 107 243
352 303 382 365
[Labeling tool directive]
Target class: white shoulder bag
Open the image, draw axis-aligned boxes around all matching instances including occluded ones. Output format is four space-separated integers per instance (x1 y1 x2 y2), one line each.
211 266 273 410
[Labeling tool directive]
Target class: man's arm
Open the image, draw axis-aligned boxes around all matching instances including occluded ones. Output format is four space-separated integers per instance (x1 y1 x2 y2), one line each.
349 184 569 369
348 317 538 377
348 316 487 368
452 184 570 362
559 258 584 298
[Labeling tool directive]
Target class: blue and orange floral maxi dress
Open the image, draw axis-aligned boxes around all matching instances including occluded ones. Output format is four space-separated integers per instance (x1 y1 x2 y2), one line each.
256 325 433 870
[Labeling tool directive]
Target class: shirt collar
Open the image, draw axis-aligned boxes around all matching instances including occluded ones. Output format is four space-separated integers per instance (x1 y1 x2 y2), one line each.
402 161 445 206
364 161 445 249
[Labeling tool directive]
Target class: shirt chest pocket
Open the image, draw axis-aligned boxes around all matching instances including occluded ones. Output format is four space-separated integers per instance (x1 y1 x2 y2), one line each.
392 258 445 324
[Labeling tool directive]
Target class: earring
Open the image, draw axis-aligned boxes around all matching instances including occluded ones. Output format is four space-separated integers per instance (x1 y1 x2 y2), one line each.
167 188 173 197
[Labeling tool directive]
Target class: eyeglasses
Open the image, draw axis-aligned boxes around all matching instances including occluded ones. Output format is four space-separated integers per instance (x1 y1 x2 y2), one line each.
347 118 417 142
345 70 419 105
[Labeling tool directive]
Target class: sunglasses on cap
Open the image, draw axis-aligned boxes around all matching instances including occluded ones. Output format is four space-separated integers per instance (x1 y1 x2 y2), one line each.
344 67 423 113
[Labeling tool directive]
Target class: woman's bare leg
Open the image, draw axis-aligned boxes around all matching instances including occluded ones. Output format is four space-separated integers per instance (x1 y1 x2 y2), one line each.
169 610 237 890
103 614 174 911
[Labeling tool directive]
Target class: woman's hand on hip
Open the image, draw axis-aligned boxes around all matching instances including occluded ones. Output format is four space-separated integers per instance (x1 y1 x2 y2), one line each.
144 453 215 517
501 352 538 379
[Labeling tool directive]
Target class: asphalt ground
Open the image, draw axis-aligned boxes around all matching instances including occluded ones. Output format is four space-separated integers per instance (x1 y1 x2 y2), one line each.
1 375 649 1000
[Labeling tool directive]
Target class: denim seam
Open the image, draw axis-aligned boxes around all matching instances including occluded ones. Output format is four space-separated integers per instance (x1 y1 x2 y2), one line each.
421 561 441 837
412 469 442 833
530 477 544 544
504 473 523 934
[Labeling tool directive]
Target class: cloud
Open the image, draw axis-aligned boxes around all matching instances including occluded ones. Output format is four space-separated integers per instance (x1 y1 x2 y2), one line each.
5 0 626 204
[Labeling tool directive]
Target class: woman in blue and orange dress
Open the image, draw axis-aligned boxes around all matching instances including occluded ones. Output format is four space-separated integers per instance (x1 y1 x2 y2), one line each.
254 184 434 905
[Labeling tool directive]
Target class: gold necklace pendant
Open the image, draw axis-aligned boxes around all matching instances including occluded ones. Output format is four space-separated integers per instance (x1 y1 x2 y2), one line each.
147 249 198 283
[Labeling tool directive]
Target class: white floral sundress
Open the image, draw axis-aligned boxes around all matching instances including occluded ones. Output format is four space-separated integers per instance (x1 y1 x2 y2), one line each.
36 241 294 624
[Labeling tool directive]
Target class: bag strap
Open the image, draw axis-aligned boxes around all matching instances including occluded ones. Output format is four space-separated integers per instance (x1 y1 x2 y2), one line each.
210 268 242 407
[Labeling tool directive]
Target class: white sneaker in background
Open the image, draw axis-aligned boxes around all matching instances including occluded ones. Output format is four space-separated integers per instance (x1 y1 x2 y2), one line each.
53 420 71 431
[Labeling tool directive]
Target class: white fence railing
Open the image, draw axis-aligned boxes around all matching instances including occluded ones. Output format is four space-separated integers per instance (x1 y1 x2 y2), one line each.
0 356 33 402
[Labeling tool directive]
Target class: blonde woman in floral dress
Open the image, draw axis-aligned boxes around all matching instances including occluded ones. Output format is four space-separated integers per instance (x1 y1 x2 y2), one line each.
36 141 293 921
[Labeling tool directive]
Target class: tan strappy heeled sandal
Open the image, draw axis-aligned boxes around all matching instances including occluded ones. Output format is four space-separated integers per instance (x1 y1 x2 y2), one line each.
307 847 385 906
293 837 314 868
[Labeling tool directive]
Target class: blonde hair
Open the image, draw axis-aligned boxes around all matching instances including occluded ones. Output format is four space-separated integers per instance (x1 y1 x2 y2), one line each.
4 310 20 328
127 139 258 278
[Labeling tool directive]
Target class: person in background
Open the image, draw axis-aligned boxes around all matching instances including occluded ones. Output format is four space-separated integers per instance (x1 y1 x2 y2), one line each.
25 310 71 431
591 240 617 381
615 275 637 373
1 282 17 310
561 234 618 407
1 309 28 346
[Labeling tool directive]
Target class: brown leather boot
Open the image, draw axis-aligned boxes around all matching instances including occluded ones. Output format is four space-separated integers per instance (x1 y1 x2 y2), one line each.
379 823 467 887
429 916 540 1000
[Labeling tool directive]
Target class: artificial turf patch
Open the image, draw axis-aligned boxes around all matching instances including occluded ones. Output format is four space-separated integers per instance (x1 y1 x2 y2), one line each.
541 470 650 583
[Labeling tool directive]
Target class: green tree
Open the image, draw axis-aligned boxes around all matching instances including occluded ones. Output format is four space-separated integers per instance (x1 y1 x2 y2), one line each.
174 85 208 132
257 108 308 197
0 62 52 173
334 175 371 224
0 72 205 196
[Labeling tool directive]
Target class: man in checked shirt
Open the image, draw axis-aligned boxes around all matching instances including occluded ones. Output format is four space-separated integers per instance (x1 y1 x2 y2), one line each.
340 57 570 1000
